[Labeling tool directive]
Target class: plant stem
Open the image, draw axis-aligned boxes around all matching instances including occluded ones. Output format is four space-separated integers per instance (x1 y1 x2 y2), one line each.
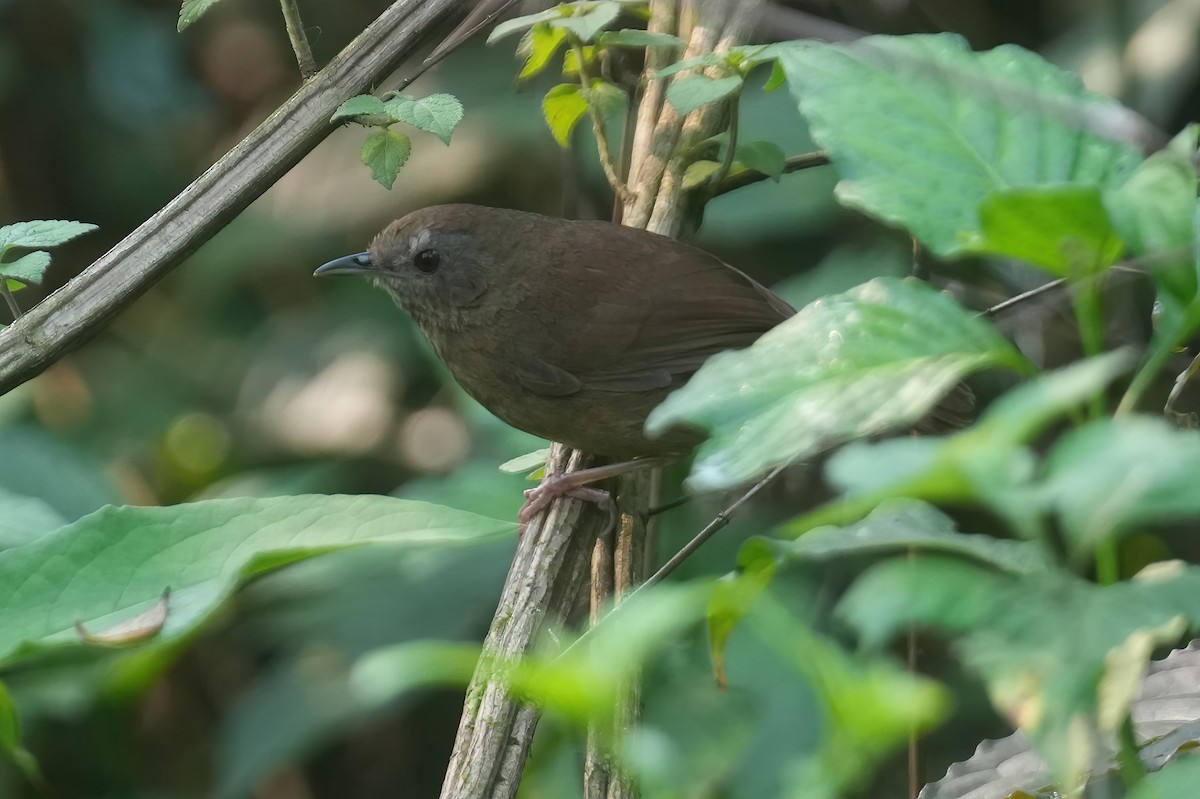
0 283 20 320
1096 539 1120 585
712 150 830 195
572 41 629 202
1072 278 1106 418
708 89 740 196
1115 715 1146 788
279 0 318 79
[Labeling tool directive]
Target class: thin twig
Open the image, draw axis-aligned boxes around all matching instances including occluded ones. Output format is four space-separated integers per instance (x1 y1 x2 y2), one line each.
712 151 830 195
279 0 318 79
572 40 629 202
979 278 1067 318
707 89 741 198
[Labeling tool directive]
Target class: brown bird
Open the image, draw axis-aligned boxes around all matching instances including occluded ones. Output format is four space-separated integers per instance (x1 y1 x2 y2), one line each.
315 204 793 518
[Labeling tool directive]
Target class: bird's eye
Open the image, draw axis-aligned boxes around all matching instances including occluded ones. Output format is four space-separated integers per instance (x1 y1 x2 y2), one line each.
413 248 441 274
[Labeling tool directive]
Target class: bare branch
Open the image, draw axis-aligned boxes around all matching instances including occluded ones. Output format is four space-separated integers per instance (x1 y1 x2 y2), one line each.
279 0 319 79
0 0 461 396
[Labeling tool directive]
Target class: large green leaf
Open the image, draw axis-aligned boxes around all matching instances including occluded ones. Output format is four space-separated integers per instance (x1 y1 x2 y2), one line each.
1127 757 1200 799
839 557 1200 793
777 34 1143 257
799 352 1134 539
360 129 411 190
666 74 743 116
1040 417 1200 559
518 23 569 80
646 277 1027 490
1 251 51 293
542 83 590 147
0 495 513 664
383 93 464 145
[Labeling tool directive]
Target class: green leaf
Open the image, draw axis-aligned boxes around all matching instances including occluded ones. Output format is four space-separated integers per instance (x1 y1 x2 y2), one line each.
806 352 1134 539
518 23 569 80
360 130 411 190
586 78 626 122
762 59 786 91
597 30 684 49
839 557 1200 793
655 52 735 79
383 93 464 144
542 83 590 148
707 541 775 688
487 5 572 43
682 159 722 191
498 448 550 474
0 488 66 551
1127 757 1200 799
1 251 51 293
177 0 223 31
0 495 513 664
751 593 950 799
550 1 621 43
1041 417 1200 559
777 34 1143 257
773 500 1052 575
646 277 1027 490
1105 135 1199 303
0 220 96 251
562 44 597 76
735 140 787 181
969 186 1124 276
330 94 389 125
666 74 743 116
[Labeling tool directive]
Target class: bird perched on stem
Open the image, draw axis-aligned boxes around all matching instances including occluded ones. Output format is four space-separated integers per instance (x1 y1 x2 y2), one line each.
315 204 794 519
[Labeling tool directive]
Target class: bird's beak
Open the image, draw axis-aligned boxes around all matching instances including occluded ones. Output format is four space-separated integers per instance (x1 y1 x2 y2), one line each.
313 252 375 277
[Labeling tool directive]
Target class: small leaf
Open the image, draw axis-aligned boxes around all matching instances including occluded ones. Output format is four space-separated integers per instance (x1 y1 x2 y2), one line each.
550 1 621 43
762 59 786 91
498 448 551 474
707 540 775 687
562 44 597 76
542 83 590 148
646 277 1027 490
360 130 411 190
682 160 722 191
586 78 626 122
666 74 743 116
177 0 223 31
0 220 96 251
970 185 1125 276
384 93 464 145
1 251 51 293
488 5 571 43
330 94 389 125
0 681 38 781
735 140 786 181
518 23 569 80
597 29 684 49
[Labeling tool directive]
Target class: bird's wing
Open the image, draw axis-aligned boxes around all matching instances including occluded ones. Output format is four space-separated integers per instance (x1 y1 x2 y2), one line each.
516 233 793 397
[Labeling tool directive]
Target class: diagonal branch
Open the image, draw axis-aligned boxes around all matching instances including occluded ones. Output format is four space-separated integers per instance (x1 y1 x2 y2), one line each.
0 0 462 397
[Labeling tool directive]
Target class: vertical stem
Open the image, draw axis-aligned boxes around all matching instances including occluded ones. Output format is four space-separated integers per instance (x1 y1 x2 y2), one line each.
707 89 741 196
571 41 627 200
0 283 21 320
279 0 318 79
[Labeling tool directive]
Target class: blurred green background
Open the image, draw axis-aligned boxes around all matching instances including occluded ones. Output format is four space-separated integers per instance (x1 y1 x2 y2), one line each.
0 0 1196 796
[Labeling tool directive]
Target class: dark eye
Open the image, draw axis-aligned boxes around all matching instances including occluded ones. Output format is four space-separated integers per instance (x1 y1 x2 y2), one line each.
413 248 441 273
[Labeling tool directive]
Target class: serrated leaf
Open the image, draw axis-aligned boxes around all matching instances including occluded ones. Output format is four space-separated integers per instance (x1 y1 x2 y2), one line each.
360 129 411 190
542 83 589 148
0 495 513 665
550 1 620 43
330 94 388 124
1 251 50 293
518 23 569 80
177 0 223 31
384 93 464 144
777 34 1143 257
666 74 742 116
735 140 787 181
488 5 572 43
646 277 1027 490
586 78 626 121
597 29 684 49
562 44 597 76
969 185 1124 276
0 220 96 251
682 159 722 191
